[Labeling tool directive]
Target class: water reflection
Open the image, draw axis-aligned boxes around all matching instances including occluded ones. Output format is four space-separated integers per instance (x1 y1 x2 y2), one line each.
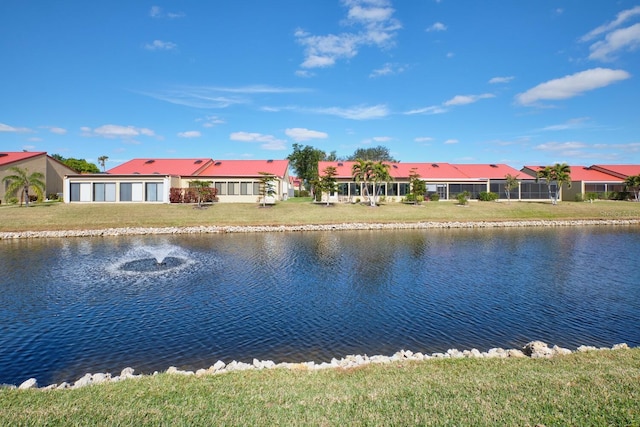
0 227 639 386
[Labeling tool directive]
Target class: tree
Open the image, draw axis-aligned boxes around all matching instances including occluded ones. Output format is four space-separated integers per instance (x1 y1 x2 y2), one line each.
351 158 373 204
370 161 392 206
536 163 571 205
624 174 640 201
52 154 100 173
97 155 109 172
287 144 326 195
317 165 338 206
2 166 45 206
346 145 396 162
189 180 213 207
504 174 519 204
409 168 426 204
257 172 277 207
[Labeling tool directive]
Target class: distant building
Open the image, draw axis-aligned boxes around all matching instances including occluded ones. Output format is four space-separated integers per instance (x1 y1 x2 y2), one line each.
0 152 76 203
63 158 291 204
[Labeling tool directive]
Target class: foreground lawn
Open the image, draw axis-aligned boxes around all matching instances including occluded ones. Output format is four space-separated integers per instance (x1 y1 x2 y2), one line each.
1 349 638 426
1 199 639 232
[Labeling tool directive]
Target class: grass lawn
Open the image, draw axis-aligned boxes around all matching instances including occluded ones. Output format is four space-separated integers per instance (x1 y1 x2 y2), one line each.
1 198 640 232
1 349 638 425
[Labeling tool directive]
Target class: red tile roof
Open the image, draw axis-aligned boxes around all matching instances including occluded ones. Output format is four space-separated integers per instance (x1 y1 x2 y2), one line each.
591 164 640 179
453 164 532 180
522 165 624 182
107 158 213 176
319 161 528 180
198 159 289 178
0 151 46 166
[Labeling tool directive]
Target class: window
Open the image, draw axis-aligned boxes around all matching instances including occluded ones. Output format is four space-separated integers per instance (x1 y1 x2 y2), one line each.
93 183 116 202
145 182 164 202
70 183 91 202
120 183 132 201
70 183 80 202
240 182 251 195
398 183 410 196
228 182 239 195
253 182 261 195
214 182 226 195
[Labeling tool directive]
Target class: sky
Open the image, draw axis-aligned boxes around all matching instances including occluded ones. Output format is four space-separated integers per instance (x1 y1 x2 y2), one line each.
1 1 640 170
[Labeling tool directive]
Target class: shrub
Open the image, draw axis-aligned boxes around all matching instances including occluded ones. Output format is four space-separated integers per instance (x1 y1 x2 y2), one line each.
404 193 416 202
584 192 598 201
415 195 424 203
294 190 310 198
456 191 470 205
429 193 440 202
478 191 499 201
575 193 584 202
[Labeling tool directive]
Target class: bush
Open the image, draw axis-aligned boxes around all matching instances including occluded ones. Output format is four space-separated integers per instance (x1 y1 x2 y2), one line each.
429 193 440 202
478 191 499 201
575 193 584 202
170 187 218 204
584 192 598 201
456 191 470 205
294 190 310 198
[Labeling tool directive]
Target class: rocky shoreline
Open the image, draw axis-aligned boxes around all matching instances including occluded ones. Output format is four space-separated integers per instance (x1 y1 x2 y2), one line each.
11 341 632 391
1 218 639 240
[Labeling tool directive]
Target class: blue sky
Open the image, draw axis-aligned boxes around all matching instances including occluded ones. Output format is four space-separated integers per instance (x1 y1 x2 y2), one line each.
1 1 639 169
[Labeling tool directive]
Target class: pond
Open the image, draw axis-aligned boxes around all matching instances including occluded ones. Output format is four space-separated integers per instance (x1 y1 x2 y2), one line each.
1 226 639 386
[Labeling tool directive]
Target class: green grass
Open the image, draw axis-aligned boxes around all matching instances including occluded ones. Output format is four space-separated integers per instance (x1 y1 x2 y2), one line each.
1 198 639 232
1 350 638 426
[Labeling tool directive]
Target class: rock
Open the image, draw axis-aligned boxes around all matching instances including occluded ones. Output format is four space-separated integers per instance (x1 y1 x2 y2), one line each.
73 373 93 388
577 345 598 352
506 349 525 358
212 360 226 372
522 341 553 358
120 367 135 378
486 348 508 358
18 378 38 390
612 343 629 350
92 373 110 384
551 345 572 356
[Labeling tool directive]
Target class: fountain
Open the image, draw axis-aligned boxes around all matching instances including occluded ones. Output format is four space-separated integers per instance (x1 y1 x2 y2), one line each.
112 244 193 274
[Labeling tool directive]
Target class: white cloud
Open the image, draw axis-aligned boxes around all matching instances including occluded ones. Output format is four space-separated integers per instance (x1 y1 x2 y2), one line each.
295 0 401 70
369 62 406 78
580 6 640 42
404 105 448 115
229 132 287 150
48 127 67 134
535 141 587 151
414 136 434 143
444 139 458 144
311 104 389 120
285 127 328 142
426 22 447 32
150 6 185 19
82 124 156 139
516 68 631 106
444 93 494 106
149 6 162 18
295 69 315 78
0 123 32 133
539 117 591 131
489 76 514 84
144 40 177 51
588 23 640 61
198 115 226 128
178 131 201 138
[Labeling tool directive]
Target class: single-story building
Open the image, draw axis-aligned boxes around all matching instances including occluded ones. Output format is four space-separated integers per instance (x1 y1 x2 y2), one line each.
317 161 541 202
1 151 76 203
63 158 291 204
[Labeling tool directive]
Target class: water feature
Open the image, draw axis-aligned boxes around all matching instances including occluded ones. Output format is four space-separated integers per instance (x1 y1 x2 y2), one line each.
1 227 639 387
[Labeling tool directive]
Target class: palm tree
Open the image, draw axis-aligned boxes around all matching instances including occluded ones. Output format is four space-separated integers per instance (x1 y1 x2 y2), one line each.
370 161 391 206
624 174 640 201
351 159 373 204
504 173 519 204
2 166 46 206
551 163 572 204
97 155 109 172
536 163 571 205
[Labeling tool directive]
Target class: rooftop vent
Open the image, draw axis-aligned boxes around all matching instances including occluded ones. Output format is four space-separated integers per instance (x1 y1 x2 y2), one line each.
214 161 222 166
0 153 8 157
490 164 498 168
338 162 344 166
392 164 398 168
194 160 203 164
133 172 140 174
153 172 159 175
144 159 155 164
432 164 439 168
267 159 273 163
